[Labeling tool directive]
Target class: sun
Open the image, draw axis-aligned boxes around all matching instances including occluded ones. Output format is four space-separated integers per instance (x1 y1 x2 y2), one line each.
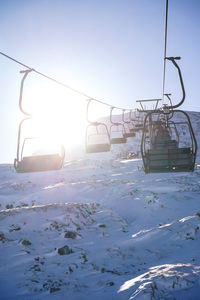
32 101 87 149
20 76 110 158
20 83 88 157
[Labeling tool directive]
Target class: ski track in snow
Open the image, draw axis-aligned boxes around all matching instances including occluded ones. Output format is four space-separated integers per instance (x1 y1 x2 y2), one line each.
1 111 200 299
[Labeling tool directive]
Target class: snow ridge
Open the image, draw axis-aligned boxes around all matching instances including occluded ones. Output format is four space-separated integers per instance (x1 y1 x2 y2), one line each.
0 111 200 299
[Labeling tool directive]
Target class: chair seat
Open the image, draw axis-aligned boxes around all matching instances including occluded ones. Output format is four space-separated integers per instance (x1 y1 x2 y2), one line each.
129 128 137 133
148 157 192 168
110 137 126 144
148 147 191 155
124 132 136 138
144 147 194 173
148 164 193 173
135 124 143 128
16 154 63 173
86 143 110 153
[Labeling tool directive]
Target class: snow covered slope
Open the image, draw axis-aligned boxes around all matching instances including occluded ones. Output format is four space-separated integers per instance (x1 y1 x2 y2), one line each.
0 111 200 300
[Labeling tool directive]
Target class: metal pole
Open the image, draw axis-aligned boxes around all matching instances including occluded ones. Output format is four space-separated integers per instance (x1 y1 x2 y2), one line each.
162 0 169 104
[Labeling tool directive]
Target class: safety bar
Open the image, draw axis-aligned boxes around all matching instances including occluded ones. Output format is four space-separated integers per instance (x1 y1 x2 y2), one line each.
110 107 123 126
110 107 127 134
21 137 38 161
14 117 65 169
136 99 162 111
86 99 110 139
129 109 137 121
86 98 102 126
176 110 197 158
14 117 31 169
122 109 131 124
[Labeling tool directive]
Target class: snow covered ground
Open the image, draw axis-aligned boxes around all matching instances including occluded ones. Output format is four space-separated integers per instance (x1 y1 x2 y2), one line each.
0 111 200 299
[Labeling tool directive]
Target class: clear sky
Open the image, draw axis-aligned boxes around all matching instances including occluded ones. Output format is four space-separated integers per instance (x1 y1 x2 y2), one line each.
1 0 200 163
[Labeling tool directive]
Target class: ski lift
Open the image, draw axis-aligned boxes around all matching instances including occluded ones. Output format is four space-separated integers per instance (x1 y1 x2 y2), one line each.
14 69 65 173
134 110 144 130
129 110 139 132
85 99 111 153
141 57 197 173
109 107 127 144
122 110 136 138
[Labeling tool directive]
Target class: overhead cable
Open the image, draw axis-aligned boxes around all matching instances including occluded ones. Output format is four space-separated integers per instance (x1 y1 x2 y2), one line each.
0 51 129 111
162 0 168 104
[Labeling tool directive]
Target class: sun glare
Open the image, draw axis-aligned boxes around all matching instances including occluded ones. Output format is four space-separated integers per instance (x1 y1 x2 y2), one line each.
32 101 87 149
21 81 110 157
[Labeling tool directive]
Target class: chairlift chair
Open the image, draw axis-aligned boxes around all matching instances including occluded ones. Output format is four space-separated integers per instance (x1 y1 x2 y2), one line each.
141 57 197 173
129 110 139 132
85 99 111 153
122 110 136 138
134 114 144 130
141 111 197 173
14 119 65 173
14 69 65 173
109 107 127 144
110 124 127 144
